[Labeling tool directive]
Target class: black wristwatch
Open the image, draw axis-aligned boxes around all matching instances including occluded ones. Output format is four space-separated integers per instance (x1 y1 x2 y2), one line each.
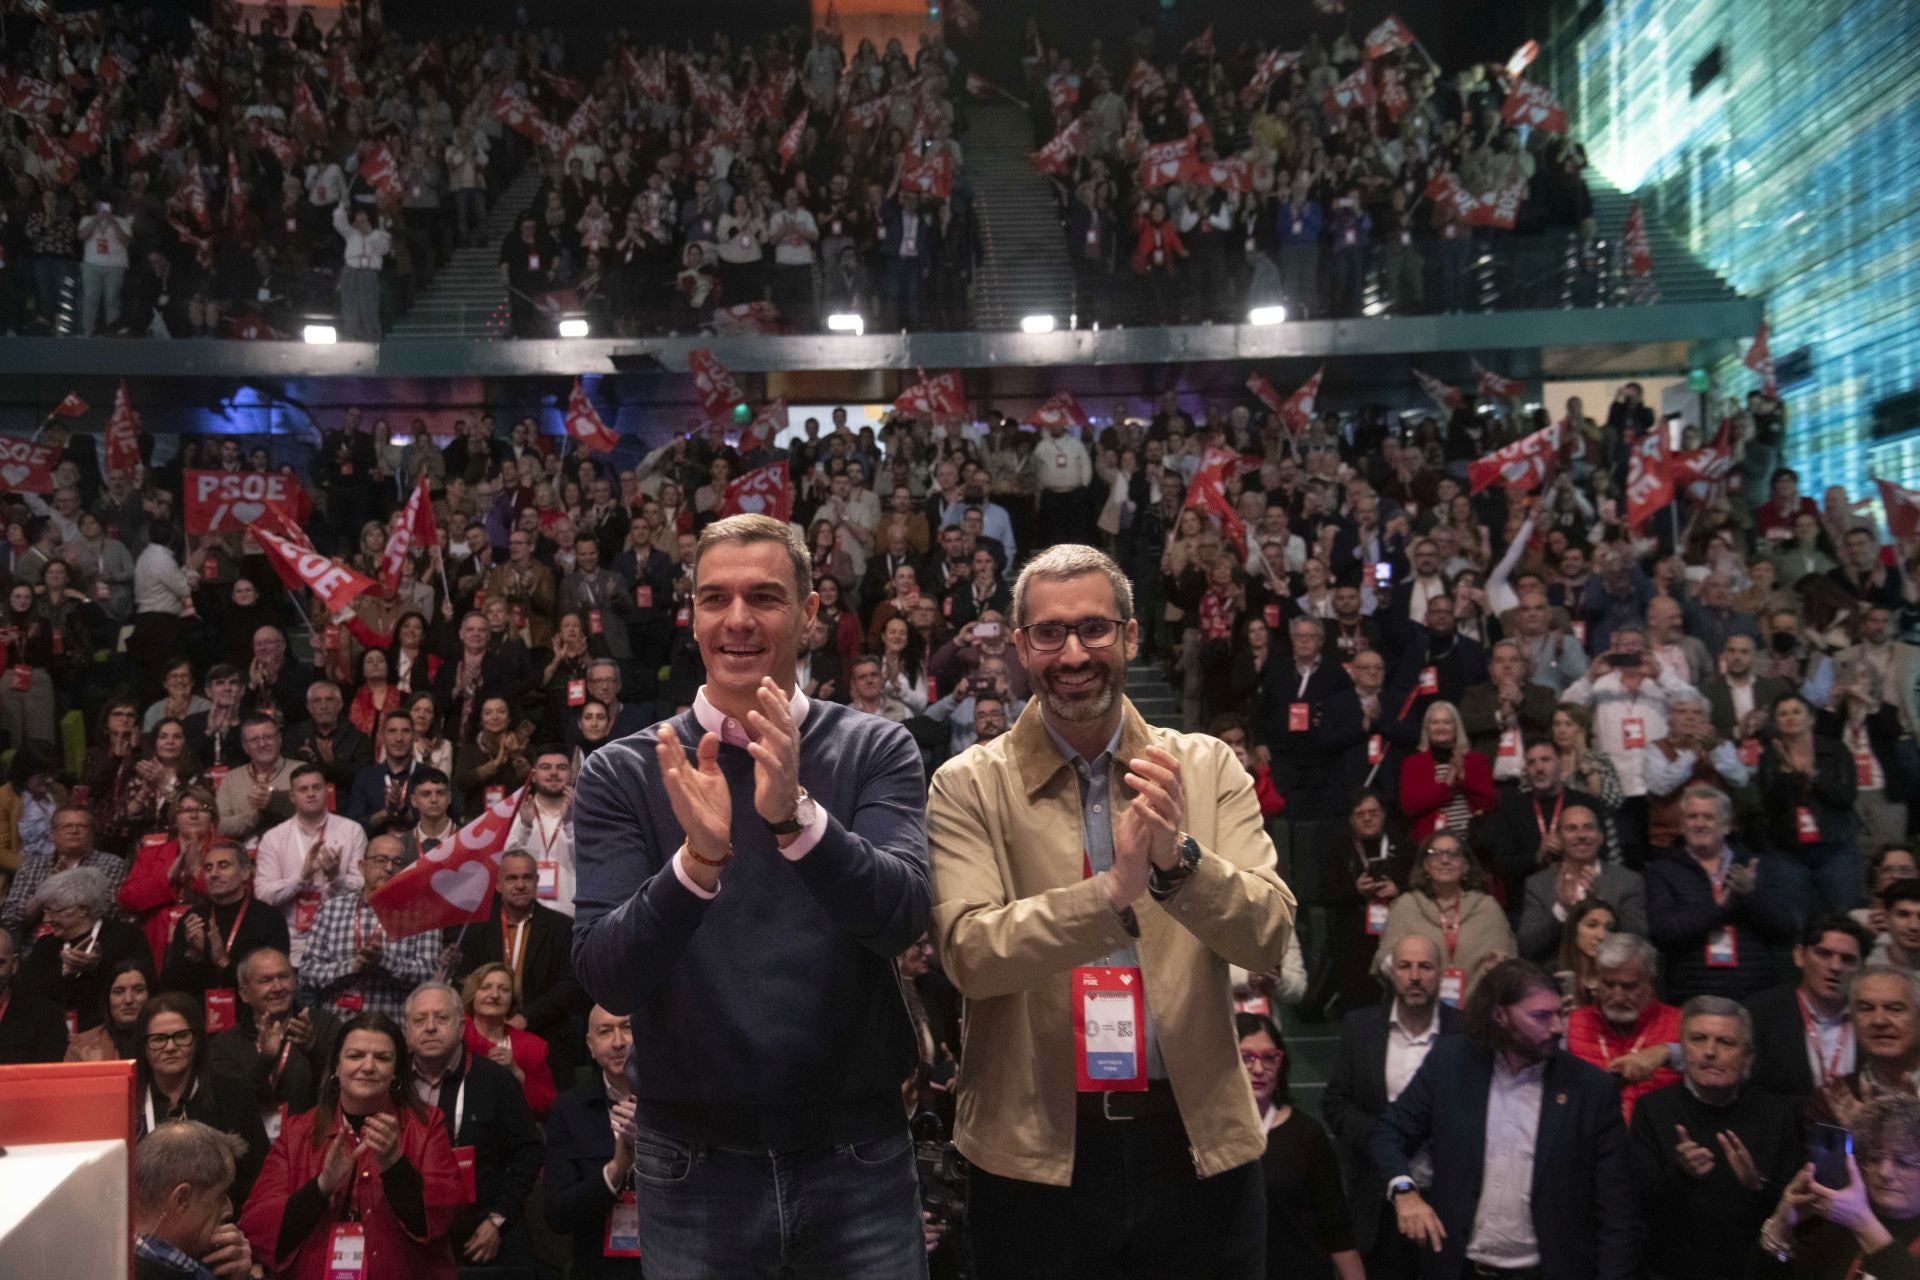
1148 833 1202 901
767 788 816 836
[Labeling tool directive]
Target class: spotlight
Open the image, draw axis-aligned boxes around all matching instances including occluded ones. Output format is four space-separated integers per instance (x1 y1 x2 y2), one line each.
826 312 865 335
1247 305 1287 326
1020 314 1056 334
557 318 590 338
302 324 337 345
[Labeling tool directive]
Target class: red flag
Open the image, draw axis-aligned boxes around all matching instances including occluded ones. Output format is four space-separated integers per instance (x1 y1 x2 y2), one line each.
1126 60 1165 100
1411 367 1465 412
1500 79 1567 133
358 142 402 201
1186 450 1247 556
1473 361 1526 401
29 120 76 185
894 370 967 419
1623 201 1653 277
564 379 620 454
1189 156 1254 193
711 301 782 335
246 117 298 168
689 350 745 423
1136 135 1195 189
719 464 793 523
1027 392 1092 431
1031 117 1085 175
1744 324 1778 396
896 150 954 198
1240 48 1300 107
1246 373 1285 416
1468 422 1562 495
0 72 69 120
1507 40 1541 78
0 436 59 494
1183 25 1215 57
1624 430 1673 528
1363 15 1417 60
778 108 808 168
378 476 437 595
96 52 129 86
1379 67 1410 122
48 392 87 420
1669 428 1735 502
292 81 326 138
406 40 441 78
183 469 298 534
105 381 140 474
368 785 529 937
1323 65 1376 115
251 523 378 613
1876 477 1920 543
1175 86 1211 143
1279 366 1324 434
740 399 788 453
253 500 315 558
327 48 364 100
177 58 218 111
65 91 107 156
1466 182 1525 229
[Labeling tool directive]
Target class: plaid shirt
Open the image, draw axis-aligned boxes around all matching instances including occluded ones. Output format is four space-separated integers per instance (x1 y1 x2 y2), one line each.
295 892 439 1022
0 849 131 936
134 1234 216 1280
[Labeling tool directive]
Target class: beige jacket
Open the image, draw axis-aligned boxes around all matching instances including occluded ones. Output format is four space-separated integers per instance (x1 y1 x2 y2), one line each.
928 698 1296 1186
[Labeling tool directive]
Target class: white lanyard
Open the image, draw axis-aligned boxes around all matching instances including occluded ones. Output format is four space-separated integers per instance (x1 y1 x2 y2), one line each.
143 1078 197 1135
450 1075 467 1138
1297 665 1315 699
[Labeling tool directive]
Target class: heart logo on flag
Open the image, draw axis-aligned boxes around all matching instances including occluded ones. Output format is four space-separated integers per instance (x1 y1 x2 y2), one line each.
738 495 767 513
232 501 265 524
431 862 492 913
0 465 27 486
1119 973 1134 985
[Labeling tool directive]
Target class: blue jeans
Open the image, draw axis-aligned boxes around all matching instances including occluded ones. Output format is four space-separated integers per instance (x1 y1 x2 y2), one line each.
628 1123 928 1280
1773 840 1861 923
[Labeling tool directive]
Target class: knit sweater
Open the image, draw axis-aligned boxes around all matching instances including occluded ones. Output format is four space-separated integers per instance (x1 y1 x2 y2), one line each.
572 697 930 1149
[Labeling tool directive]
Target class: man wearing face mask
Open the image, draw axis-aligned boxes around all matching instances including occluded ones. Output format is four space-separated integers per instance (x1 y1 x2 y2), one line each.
132 1118 255 1280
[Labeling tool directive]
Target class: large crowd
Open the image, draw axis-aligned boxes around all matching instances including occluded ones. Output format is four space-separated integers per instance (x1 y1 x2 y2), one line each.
5 362 1920 1280
1031 15 1599 326
0 6 979 342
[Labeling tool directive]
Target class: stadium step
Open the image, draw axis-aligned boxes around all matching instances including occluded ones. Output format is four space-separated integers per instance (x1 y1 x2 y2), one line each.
967 102 1076 331
389 167 546 341
1126 659 1183 731
1582 173 1744 307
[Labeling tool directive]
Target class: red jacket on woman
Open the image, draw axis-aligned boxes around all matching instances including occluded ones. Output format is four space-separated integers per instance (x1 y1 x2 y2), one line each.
462 1017 558 1120
240 1103 463 1280
117 835 206 968
1130 217 1186 274
1397 749 1497 842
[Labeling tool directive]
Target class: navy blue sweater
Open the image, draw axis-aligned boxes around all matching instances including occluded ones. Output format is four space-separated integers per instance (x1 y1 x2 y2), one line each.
571 699 930 1149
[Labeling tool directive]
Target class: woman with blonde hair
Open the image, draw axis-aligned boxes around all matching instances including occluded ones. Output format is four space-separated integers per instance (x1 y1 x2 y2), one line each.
459 962 557 1120
1398 699 1496 842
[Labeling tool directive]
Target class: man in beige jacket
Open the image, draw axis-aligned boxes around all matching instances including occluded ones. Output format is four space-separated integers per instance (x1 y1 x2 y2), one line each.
929 544 1296 1279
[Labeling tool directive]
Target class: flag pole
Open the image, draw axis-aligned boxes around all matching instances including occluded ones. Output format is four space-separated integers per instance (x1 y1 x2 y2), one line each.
435 544 454 612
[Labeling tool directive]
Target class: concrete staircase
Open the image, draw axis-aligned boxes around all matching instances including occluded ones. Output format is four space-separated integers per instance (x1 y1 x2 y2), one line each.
1126 658 1182 730
388 168 544 341
1587 174 1744 307
967 103 1076 331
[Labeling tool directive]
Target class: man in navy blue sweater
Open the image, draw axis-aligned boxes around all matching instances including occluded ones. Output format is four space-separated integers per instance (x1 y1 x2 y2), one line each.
572 513 932 1279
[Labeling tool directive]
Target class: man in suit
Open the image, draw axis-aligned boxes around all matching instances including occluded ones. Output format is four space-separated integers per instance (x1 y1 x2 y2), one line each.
1744 913 1870 1102
1381 537 1452 648
1516 802 1646 961
402 982 545 1271
1385 596 1490 733
1458 642 1558 790
1370 958 1640 1280
1331 647 1419 808
1478 742 1613 903
543 1004 639 1279
1322 933 1463 1278
449 849 587 1078
1259 615 1356 820
1700 633 1790 740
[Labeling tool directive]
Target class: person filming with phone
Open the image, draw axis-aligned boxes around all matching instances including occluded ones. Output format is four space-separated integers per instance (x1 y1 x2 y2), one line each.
1758 1093 1920 1277
1563 624 1700 862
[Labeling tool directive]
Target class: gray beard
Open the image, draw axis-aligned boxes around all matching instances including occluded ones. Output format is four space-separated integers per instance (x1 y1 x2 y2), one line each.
1039 663 1125 724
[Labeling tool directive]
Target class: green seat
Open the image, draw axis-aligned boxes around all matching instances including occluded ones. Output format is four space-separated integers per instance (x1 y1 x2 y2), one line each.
60 709 85 778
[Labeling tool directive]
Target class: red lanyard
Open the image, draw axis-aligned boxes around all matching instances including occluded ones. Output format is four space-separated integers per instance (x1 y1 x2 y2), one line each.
1436 901 1460 963
219 896 251 955
1798 991 1852 1088
1532 791 1566 840
1844 1234 1920 1280
531 808 564 856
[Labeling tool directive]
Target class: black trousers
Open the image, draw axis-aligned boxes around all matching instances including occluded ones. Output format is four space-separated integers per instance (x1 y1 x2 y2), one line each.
967 1101 1264 1280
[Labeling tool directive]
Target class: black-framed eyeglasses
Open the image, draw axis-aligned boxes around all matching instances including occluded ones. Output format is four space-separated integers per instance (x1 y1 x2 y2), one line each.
1020 618 1123 652
145 1030 196 1050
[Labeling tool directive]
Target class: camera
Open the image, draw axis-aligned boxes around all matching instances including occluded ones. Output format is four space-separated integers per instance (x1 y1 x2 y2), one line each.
911 1108 968 1232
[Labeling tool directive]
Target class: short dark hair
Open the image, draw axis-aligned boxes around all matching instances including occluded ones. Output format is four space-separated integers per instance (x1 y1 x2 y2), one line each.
412 766 450 790
1880 878 1920 912
532 743 570 764
383 710 414 729
288 763 327 786
1801 912 1873 953
1463 959 1560 1053
1233 1010 1290 1105
240 712 279 735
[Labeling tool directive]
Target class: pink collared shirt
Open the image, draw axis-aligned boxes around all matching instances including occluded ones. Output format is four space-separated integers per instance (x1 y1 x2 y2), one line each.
672 684 830 899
